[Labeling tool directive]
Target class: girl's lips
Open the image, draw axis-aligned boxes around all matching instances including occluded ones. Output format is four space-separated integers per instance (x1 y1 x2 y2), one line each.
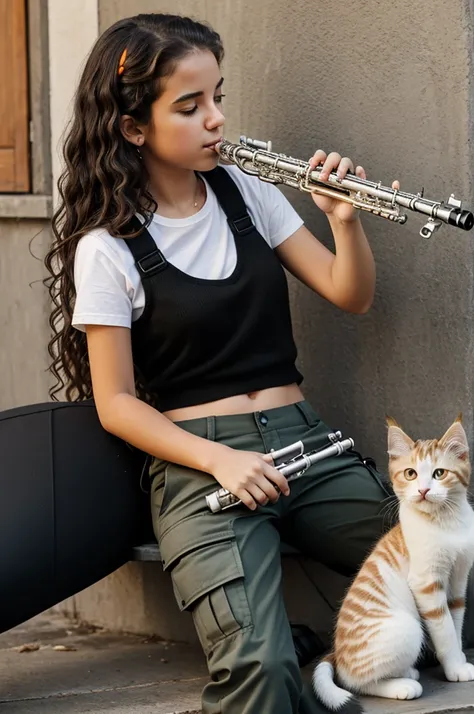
203 138 222 150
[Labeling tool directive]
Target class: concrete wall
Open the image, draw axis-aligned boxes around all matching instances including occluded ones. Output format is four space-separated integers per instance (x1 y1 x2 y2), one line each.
48 0 99 205
0 220 52 411
53 0 474 641
0 1 102 410
0 1 53 412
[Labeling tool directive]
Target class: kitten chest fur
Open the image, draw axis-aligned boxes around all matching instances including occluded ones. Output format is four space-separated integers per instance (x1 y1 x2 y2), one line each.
401 500 474 578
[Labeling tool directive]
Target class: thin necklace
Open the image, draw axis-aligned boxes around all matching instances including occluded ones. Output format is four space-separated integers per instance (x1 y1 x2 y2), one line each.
154 177 203 214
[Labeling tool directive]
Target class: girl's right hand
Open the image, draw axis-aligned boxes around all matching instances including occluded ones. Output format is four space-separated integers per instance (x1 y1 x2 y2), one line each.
210 446 290 510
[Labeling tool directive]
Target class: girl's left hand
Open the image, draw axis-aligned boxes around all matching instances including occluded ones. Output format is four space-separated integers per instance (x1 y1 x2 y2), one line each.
308 150 400 223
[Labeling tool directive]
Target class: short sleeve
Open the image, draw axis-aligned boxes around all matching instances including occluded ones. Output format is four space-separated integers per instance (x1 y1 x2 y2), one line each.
257 181 304 249
72 233 133 332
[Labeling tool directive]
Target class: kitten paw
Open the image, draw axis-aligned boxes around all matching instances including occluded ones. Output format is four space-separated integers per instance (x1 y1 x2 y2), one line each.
363 678 423 700
392 680 423 699
444 662 474 682
405 667 420 681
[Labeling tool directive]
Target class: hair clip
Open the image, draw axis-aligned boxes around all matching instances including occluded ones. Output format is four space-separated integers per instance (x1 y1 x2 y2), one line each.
118 49 127 76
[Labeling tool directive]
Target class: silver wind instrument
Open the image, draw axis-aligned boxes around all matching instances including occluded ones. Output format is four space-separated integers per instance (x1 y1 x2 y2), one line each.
206 432 354 513
217 137 474 238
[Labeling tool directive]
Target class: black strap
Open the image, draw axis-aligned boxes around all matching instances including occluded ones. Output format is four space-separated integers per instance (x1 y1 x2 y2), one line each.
122 216 168 278
201 167 255 237
123 167 254 274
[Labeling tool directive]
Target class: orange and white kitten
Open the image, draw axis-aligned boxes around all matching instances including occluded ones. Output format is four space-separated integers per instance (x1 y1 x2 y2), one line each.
313 416 474 712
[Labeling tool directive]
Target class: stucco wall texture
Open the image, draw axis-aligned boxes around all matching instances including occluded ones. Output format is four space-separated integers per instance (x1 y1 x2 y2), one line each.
100 0 474 466
0 221 52 411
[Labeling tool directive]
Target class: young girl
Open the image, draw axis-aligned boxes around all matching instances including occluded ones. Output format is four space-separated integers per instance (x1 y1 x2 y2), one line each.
45 12 396 714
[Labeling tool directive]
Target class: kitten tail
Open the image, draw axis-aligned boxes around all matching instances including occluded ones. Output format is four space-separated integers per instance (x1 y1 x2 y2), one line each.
312 655 363 713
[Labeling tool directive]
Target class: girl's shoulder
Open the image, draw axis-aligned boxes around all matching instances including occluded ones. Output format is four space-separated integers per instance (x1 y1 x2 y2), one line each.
76 226 124 256
75 226 136 269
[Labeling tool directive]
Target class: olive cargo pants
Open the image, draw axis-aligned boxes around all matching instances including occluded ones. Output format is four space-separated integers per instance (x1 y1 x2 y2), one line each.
150 401 392 713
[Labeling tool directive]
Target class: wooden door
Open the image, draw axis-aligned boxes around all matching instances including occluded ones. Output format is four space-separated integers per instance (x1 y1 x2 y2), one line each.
0 0 30 192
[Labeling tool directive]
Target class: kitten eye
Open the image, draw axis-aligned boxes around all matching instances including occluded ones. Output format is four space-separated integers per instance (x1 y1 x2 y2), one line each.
433 469 446 480
404 468 417 481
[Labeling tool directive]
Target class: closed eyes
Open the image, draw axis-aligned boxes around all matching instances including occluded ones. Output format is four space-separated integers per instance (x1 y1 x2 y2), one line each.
180 94 225 116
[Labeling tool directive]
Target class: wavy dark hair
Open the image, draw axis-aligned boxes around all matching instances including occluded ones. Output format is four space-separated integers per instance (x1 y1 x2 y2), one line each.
44 13 224 401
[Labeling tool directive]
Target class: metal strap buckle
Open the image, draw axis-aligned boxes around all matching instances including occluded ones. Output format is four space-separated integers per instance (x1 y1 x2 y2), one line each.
137 250 166 274
229 214 254 235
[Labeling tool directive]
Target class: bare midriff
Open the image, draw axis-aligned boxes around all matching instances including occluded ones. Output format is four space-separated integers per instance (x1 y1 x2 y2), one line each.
163 383 305 422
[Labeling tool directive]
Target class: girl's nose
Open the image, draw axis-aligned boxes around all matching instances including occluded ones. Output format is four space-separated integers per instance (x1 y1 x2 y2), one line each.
206 107 225 131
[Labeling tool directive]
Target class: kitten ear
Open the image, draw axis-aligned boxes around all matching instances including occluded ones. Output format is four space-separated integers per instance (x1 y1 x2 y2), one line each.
439 417 470 461
386 416 414 458
386 415 401 428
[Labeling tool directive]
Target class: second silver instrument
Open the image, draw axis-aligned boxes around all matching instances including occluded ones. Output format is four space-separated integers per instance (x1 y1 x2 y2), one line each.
217 137 474 239
206 431 354 513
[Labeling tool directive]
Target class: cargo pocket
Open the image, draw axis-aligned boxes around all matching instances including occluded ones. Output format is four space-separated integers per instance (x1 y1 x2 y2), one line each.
159 516 253 654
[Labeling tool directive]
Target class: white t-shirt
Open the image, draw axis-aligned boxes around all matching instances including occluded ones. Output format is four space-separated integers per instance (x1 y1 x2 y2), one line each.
72 164 304 332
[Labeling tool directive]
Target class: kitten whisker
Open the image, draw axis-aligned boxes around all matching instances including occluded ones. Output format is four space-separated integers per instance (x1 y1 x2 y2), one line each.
380 496 397 515
380 498 400 528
